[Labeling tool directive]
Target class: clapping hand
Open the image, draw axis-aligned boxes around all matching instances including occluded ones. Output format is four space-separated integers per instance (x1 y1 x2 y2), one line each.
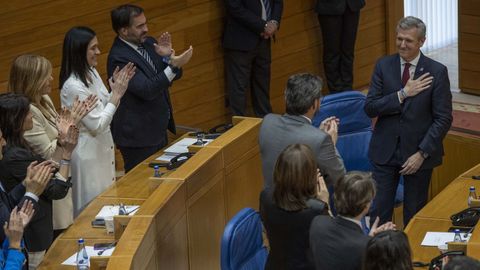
169 46 193 68
319 116 339 145
24 161 54 196
109 62 136 97
316 169 330 204
56 107 74 146
154 32 173 56
70 95 98 124
369 217 396 237
18 200 35 228
4 207 26 250
61 125 79 159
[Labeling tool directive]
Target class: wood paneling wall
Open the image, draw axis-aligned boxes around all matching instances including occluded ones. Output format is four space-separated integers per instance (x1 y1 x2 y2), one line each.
459 0 480 95
0 0 390 130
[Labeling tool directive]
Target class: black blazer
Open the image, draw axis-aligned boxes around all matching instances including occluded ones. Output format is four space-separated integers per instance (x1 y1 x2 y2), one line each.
0 145 70 252
309 216 369 270
107 36 182 148
223 0 283 51
315 0 365 15
364 53 453 168
0 183 39 245
260 188 328 270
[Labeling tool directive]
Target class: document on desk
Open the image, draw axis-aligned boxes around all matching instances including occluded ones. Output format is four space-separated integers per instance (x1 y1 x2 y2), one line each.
95 205 140 220
421 232 472 246
62 246 115 266
162 138 213 155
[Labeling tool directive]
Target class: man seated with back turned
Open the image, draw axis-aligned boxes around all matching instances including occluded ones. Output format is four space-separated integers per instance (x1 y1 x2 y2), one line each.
309 172 395 270
259 73 345 188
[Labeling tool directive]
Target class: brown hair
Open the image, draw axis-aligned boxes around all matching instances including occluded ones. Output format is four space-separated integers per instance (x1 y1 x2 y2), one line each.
8 54 57 125
334 171 376 217
273 144 318 211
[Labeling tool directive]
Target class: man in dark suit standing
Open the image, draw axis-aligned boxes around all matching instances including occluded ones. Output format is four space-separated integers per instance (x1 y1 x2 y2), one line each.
315 0 365 93
223 0 283 117
365 16 453 226
108 4 193 172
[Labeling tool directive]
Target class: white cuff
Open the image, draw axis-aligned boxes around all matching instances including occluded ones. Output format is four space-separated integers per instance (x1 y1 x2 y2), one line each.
24 192 39 202
164 66 176 82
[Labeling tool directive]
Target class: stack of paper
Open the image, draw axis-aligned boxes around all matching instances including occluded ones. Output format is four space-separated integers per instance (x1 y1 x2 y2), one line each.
421 232 472 246
95 205 140 220
156 137 212 162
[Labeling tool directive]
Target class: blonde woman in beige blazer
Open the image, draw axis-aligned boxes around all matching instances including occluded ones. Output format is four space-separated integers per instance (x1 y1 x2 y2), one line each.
8 54 96 235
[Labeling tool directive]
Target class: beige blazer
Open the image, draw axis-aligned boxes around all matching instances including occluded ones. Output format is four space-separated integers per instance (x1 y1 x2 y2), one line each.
23 95 74 230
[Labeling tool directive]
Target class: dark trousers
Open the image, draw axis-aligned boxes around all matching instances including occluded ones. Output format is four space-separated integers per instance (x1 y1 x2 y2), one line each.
118 144 164 173
225 39 272 117
370 145 433 227
318 7 360 93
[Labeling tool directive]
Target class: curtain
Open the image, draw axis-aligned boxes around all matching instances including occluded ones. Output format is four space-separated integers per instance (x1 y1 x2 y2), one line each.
404 0 458 53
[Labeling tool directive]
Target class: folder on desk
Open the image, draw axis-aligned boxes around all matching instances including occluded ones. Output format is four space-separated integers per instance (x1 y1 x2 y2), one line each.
95 205 140 220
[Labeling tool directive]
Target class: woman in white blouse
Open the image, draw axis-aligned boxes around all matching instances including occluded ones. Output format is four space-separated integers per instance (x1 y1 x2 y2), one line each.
59 26 135 215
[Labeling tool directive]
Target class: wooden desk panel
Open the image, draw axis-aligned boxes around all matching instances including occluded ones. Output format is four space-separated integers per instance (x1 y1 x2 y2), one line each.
40 238 112 270
404 218 452 263
100 163 154 199
416 178 477 220
62 197 146 240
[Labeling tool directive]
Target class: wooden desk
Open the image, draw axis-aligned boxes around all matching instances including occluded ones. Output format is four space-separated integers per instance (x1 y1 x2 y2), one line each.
40 117 263 270
406 163 480 265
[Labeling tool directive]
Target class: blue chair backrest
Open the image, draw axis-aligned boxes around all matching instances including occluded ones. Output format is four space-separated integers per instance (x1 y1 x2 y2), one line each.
221 208 268 270
312 91 373 171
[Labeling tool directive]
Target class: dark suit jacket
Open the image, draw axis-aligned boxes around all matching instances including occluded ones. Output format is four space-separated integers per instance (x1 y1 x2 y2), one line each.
364 53 453 169
310 216 369 270
107 36 182 148
0 183 38 246
260 188 328 270
223 0 283 51
259 114 345 188
315 0 365 15
0 145 70 251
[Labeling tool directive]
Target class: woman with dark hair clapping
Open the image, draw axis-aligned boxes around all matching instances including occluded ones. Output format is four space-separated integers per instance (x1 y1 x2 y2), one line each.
59 26 135 215
260 143 330 270
0 93 78 269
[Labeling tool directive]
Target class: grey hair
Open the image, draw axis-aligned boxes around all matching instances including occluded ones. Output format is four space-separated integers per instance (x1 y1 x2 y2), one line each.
397 16 426 39
285 73 323 115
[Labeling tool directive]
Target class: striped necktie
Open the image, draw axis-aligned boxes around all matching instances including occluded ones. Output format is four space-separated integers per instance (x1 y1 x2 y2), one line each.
263 0 271 20
137 44 157 73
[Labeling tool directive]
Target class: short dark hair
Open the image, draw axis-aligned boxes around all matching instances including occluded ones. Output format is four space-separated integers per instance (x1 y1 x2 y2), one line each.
334 171 375 217
0 93 31 149
285 73 323 115
59 26 96 89
444 256 480 270
363 230 413 270
273 144 318 211
111 4 144 34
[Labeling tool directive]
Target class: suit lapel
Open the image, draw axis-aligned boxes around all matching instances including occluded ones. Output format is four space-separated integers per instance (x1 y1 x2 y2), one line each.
393 54 402 91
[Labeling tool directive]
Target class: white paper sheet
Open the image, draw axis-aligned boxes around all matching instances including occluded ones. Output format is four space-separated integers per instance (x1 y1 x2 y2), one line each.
95 205 140 220
61 246 115 266
421 232 472 246
162 138 212 155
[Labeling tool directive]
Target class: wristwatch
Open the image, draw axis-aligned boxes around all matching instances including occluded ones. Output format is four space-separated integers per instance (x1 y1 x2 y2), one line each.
419 150 429 159
169 64 180 74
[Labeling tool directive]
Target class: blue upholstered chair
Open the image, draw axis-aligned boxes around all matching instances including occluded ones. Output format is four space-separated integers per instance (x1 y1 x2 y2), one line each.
221 208 268 270
312 91 404 220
